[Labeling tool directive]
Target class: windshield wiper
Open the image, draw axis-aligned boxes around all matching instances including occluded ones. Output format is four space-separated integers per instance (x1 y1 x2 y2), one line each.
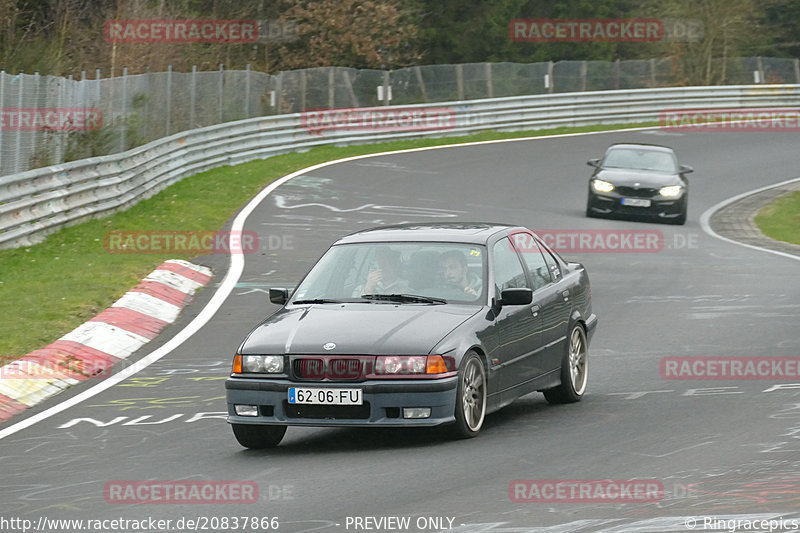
292 298 343 304
360 293 447 304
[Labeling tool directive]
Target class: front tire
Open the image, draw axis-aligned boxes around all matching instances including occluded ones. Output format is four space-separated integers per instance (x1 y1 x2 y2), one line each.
452 352 487 438
543 323 588 404
232 424 287 449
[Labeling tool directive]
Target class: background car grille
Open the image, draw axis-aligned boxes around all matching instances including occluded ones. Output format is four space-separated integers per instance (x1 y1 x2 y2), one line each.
615 186 659 198
292 357 370 381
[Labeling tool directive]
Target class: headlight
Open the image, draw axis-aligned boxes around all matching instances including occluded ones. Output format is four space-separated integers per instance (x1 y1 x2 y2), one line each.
373 355 452 375
233 354 284 374
592 179 615 193
659 185 683 197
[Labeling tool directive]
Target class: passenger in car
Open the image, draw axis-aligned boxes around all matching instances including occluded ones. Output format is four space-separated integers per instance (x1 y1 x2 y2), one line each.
438 251 481 297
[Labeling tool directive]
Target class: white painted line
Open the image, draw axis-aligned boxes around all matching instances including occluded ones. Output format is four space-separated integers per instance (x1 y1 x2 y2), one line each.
112 292 182 323
699 176 800 263
144 269 205 294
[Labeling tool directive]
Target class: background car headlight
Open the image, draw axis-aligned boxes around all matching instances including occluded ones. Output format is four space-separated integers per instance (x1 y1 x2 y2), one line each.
234 355 284 374
659 185 683 197
592 179 615 193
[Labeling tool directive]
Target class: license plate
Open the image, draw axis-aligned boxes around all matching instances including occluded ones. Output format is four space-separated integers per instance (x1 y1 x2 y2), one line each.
621 198 651 207
288 387 363 405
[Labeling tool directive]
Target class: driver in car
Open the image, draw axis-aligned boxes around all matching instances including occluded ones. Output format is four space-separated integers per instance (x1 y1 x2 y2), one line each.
357 248 409 295
438 250 481 297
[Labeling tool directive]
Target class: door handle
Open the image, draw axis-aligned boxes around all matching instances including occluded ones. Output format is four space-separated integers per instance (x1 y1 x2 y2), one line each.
531 305 540 317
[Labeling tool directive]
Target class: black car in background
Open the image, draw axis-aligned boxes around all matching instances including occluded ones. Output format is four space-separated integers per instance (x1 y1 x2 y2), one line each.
226 223 597 448
586 143 693 225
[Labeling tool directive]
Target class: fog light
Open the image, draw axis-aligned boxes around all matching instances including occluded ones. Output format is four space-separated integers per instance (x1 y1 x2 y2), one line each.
235 404 259 417
403 407 431 419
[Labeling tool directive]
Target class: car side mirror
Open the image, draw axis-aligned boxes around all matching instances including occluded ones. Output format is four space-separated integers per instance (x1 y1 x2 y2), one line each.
587 158 600 168
500 287 533 306
679 165 693 174
269 288 289 305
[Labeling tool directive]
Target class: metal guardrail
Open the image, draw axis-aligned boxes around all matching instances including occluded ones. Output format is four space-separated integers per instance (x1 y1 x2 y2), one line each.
2 84 799 248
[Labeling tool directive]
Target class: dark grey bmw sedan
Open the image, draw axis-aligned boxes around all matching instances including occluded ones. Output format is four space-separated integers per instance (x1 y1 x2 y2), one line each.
226 223 597 448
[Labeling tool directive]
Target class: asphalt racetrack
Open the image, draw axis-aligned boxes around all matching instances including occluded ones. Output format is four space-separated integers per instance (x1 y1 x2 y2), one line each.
1 127 799 532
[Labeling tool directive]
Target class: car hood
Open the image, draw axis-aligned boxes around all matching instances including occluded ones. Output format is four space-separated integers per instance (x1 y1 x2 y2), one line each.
241 304 481 355
594 168 681 187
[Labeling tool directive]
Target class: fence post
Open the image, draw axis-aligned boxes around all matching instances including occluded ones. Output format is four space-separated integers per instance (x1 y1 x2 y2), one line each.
218 63 224 123
166 64 172 136
382 70 390 106
795 59 800 84
414 66 428 103
614 59 620 89
328 67 335 108
485 63 493 98
580 61 587 91
300 70 307 111
32 71 40 167
14 72 23 173
0 71 5 173
547 61 554 93
274 71 283 114
650 59 656 87
119 66 128 153
190 65 197 128
245 63 251 118
455 64 464 100
756 56 764 83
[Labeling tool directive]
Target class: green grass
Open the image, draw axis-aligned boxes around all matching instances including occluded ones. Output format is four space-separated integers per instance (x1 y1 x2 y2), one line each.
755 190 800 246
0 122 653 361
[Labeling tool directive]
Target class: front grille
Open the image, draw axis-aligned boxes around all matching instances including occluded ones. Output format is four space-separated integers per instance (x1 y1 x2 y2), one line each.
615 186 659 198
283 401 371 420
292 356 372 381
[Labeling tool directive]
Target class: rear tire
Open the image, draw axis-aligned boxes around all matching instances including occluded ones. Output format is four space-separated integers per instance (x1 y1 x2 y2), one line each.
543 323 588 404
232 424 287 449
451 352 487 438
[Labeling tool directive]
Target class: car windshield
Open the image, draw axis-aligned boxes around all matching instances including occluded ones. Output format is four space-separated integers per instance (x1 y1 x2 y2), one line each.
602 148 677 173
290 242 487 304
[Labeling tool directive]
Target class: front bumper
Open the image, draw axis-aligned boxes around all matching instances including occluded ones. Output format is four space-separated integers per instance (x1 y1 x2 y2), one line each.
225 376 458 427
588 192 686 220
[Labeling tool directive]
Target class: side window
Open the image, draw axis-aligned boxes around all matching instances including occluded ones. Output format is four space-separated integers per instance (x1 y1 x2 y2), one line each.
540 243 562 282
511 232 551 290
492 238 530 292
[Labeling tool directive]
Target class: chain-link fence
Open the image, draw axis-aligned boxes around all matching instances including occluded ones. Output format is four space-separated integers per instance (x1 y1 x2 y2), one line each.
1 56 799 177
